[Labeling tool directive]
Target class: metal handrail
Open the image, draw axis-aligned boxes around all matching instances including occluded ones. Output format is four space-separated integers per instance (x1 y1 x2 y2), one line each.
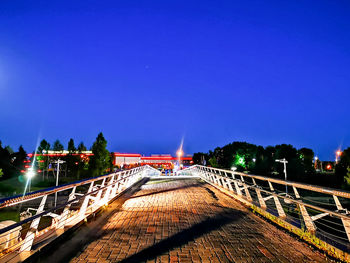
178 165 350 254
0 167 144 208
192 165 350 198
0 165 161 262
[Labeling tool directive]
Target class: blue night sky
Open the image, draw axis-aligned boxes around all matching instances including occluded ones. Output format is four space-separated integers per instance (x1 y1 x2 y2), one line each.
0 0 349 160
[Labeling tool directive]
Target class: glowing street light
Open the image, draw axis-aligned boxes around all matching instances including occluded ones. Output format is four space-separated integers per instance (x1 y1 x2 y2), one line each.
314 156 319 170
25 168 36 192
336 150 342 163
25 168 35 179
176 149 184 157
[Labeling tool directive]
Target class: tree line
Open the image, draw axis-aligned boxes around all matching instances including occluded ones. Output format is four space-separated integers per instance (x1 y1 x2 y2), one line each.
0 132 111 180
193 142 350 189
0 143 27 179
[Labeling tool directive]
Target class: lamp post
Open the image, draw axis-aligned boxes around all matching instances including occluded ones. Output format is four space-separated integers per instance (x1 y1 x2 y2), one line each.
177 149 183 166
336 150 342 164
314 156 318 170
53 159 65 207
25 168 36 193
275 158 288 194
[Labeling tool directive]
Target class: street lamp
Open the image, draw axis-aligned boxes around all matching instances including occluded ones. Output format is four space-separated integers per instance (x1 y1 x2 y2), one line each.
176 149 184 158
53 159 65 207
275 158 288 194
314 156 319 170
336 150 342 163
25 168 35 192
176 148 184 173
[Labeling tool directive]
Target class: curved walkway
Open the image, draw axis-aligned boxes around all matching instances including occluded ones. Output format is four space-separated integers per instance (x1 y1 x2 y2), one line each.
65 179 327 262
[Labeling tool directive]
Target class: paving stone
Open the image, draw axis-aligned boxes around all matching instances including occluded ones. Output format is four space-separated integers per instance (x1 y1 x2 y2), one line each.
70 179 328 262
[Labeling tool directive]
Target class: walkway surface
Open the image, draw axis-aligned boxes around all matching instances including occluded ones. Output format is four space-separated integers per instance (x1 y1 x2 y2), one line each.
64 178 328 263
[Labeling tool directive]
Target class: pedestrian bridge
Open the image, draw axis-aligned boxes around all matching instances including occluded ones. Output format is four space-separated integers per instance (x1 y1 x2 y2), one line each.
0 165 350 262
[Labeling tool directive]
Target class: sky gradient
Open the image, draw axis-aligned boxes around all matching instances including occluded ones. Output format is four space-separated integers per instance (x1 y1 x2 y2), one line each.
0 0 349 160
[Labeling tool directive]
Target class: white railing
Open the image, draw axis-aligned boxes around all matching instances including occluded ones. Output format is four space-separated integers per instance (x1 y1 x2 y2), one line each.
0 165 160 262
178 165 350 259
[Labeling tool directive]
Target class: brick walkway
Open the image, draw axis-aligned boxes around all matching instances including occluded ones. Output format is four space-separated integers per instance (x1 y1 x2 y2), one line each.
70 179 328 263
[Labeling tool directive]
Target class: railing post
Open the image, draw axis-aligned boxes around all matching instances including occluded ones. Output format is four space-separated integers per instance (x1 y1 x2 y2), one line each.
293 187 316 233
225 178 234 191
110 174 120 198
205 170 212 182
79 182 94 220
117 173 125 192
20 195 48 252
57 186 76 230
94 178 106 205
233 181 242 196
252 178 266 209
216 175 224 187
100 175 115 206
268 181 286 218
206 171 212 182
333 195 350 242
240 175 252 201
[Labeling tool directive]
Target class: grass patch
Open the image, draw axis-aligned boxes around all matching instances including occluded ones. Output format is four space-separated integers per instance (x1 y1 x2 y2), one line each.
0 209 20 222
0 176 84 197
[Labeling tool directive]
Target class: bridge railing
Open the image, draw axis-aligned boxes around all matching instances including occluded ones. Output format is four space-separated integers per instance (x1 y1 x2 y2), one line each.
0 165 160 262
179 165 350 257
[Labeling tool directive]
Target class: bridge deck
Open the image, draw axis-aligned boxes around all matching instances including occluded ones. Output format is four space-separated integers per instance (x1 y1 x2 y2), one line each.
49 178 327 263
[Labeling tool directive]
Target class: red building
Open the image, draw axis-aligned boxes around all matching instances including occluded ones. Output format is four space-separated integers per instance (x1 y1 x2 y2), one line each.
23 151 193 174
113 153 193 169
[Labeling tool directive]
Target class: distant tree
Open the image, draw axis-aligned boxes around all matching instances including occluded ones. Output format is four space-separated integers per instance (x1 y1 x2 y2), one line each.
5 146 14 155
77 142 87 152
89 132 110 176
68 139 76 153
0 143 26 179
344 167 350 187
52 140 64 151
208 156 219 168
65 139 80 178
335 148 350 188
0 142 13 179
192 152 209 165
345 167 350 189
37 139 51 153
12 145 27 173
252 146 266 175
298 148 315 175
0 168 3 178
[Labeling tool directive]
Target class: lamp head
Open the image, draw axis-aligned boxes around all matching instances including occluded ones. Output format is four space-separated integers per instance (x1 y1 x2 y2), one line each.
176 149 184 157
26 168 35 179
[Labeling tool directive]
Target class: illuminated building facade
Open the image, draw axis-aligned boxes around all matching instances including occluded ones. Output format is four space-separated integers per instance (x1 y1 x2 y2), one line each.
23 151 193 174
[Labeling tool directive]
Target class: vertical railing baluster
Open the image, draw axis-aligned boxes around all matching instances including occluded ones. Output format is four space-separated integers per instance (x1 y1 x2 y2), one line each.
94 178 106 206
293 187 316 233
240 175 252 201
20 195 48 252
79 182 94 220
110 174 120 198
252 178 266 209
268 181 286 218
101 175 115 206
57 186 76 230
333 195 350 242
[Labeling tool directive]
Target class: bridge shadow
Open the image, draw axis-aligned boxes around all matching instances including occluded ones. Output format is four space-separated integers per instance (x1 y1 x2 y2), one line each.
203 186 219 201
118 208 245 263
